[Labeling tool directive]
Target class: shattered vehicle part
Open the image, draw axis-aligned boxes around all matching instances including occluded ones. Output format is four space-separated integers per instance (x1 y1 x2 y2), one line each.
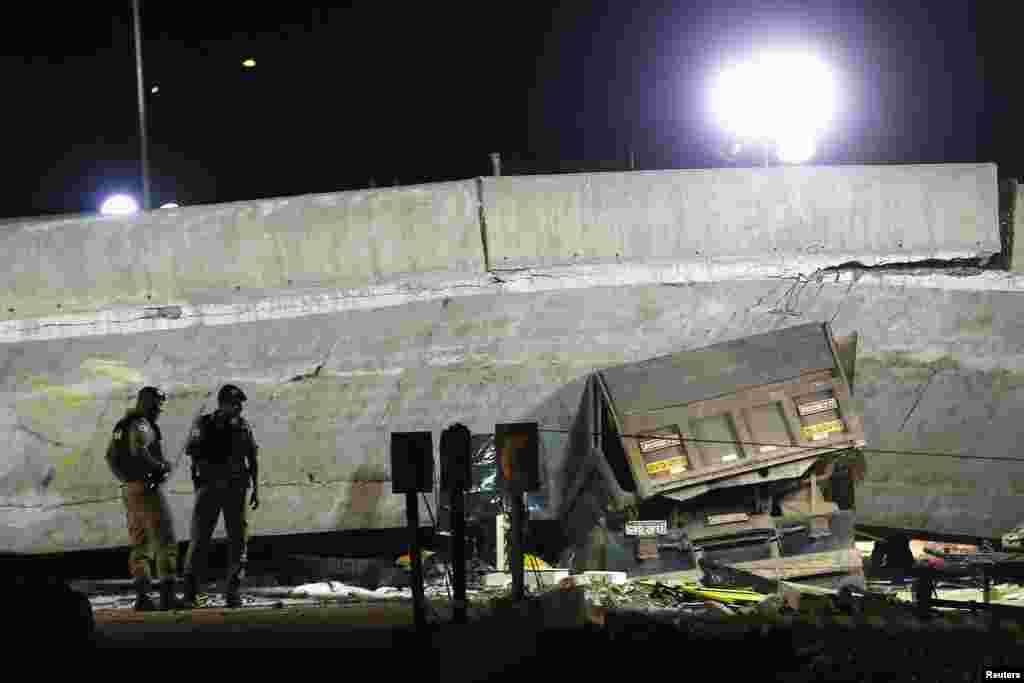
542 323 867 590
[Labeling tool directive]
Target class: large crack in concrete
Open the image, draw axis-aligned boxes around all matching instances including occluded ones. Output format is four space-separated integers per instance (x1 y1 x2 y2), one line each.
818 254 1000 277
740 254 1006 323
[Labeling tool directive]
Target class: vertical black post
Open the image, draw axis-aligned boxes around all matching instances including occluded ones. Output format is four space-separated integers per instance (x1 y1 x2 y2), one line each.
452 484 467 624
509 485 525 601
131 0 151 211
407 491 427 632
441 423 472 624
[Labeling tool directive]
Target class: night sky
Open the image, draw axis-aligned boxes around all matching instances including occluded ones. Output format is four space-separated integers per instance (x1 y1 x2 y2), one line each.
1 2 1014 220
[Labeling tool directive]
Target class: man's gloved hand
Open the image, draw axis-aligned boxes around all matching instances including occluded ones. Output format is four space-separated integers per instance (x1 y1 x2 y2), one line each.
147 462 172 490
145 471 164 492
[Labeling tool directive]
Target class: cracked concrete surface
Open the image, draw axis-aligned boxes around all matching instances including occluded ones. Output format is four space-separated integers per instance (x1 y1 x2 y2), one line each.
1 162 1019 556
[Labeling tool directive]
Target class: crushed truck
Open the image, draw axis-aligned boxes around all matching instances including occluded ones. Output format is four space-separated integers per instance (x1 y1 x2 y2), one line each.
456 322 868 590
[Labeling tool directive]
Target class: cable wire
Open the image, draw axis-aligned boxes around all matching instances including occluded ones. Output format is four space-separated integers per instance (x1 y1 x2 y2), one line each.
472 427 1024 464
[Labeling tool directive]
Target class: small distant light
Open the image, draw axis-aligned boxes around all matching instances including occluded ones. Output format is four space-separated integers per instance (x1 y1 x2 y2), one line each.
242 58 256 68
100 195 139 215
160 203 179 209
151 85 160 94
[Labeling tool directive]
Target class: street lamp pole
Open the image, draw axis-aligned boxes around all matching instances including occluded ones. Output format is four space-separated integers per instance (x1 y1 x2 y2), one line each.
132 0 151 211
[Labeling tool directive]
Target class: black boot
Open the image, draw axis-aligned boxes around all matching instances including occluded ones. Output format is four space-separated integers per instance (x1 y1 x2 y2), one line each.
182 573 198 608
225 578 242 608
133 578 157 611
159 579 187 611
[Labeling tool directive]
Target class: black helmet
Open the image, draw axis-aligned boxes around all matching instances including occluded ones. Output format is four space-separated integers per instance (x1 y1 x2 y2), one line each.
218 384 247 404
138 386 166 403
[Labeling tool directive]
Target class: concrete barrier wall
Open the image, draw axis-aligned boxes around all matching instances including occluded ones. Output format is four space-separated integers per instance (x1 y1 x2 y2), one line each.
0 163 1002 326
482 163 999 269
0 181 483 321
4 272 1024 553
1011 181 1024 273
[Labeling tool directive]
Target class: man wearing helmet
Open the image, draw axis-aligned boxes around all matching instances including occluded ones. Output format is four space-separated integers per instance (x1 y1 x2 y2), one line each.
181 384 260 608
106 386 185 611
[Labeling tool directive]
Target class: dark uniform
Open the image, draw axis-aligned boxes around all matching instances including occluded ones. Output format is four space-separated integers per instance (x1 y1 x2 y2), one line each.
106 386 182 611
183 384 259 607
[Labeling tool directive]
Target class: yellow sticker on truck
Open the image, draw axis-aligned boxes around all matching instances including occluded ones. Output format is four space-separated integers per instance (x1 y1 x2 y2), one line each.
801 419 845 440
646 456 687 476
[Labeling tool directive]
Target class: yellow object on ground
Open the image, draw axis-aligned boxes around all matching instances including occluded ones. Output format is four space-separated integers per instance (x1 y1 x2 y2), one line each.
395 550 436 569
635 580 767 605
524 554 551 570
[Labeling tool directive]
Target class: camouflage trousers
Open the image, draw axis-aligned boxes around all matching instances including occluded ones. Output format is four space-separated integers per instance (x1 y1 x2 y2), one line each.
183 479 249 589
121 481 178 581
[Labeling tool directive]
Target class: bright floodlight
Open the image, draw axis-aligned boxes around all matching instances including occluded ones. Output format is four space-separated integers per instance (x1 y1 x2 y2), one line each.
100 195 139 215
775 137 816 164
242 58 256 68
160 202 179 209
710 52 838 163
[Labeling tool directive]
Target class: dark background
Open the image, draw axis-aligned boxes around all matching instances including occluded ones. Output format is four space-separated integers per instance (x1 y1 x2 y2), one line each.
0 2 1014 219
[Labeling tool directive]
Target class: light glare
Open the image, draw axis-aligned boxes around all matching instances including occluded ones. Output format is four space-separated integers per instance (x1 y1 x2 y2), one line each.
710 52 838 163
775 137 816 164
100 195 139 215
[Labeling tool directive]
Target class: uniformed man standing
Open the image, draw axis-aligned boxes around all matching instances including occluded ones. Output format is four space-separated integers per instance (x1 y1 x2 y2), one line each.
182 384 259 608
105 386 185 611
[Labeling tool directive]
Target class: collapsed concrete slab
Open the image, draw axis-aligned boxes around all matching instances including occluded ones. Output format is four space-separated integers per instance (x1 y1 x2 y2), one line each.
4 273 1024 554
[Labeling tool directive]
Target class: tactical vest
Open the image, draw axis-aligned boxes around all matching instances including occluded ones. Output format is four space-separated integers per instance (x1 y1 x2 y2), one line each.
106 413 163 482
194 413 249 480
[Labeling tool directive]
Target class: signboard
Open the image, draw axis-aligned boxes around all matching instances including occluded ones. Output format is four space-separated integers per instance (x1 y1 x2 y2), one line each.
797 397 837 416
625 520 667 537
706 512 750 526
645 456 687 476
639 436 681 453
801 419 844 441
495 422 540 491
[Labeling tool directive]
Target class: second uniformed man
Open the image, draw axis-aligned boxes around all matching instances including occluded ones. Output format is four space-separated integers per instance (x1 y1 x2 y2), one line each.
182 384 260 608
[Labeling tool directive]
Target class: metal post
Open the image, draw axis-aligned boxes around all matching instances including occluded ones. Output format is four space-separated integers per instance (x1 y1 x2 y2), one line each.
510 486 525 601
132 0 151 211
490 153 502 177
452 483 467 624
406 490 427 632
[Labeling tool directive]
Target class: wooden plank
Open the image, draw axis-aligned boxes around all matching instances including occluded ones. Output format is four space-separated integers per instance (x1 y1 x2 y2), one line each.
730 548 863 579
643 550 862 589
